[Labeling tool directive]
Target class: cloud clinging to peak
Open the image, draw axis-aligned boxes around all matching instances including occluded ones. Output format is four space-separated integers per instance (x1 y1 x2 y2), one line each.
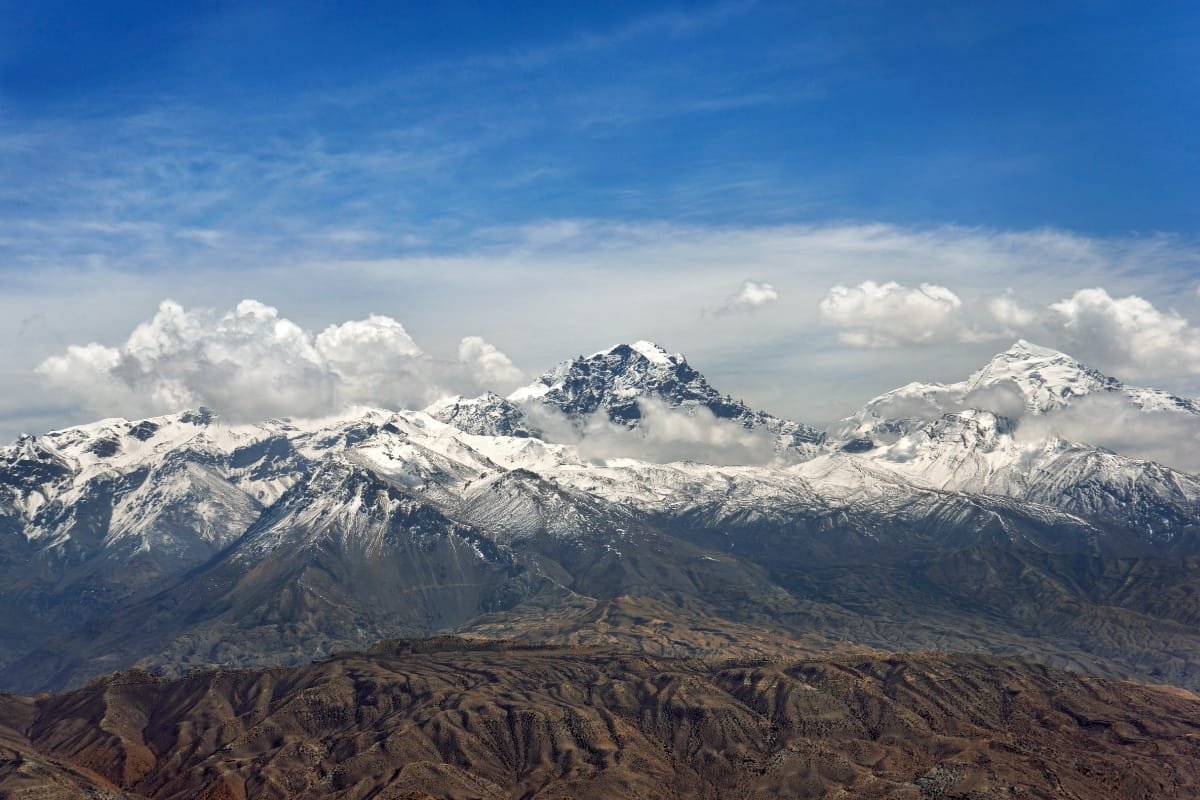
36 300 524 422
982 287 1200 379
521 398 777 466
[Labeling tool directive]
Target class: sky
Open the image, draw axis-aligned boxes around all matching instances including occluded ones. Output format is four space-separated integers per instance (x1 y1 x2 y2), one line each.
2 0 1199 439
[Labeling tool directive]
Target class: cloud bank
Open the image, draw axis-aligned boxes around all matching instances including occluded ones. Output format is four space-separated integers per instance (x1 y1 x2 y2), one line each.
521 399 777 466
7 220 1200 441
821 277 1200 383
1015 393 1200 474
37 300 525 422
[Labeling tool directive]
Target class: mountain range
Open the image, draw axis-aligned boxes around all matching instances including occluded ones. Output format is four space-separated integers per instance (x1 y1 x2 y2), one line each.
2 339 1200 694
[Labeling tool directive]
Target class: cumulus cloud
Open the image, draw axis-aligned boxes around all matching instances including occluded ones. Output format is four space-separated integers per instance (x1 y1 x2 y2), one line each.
520 398 776 466
456 336 526 394
710 279 779 316
820 280 1200 381
316 314 430 410
36 299 524 422
977 286 1200 379
818 280 980 347
1046 288 1200 377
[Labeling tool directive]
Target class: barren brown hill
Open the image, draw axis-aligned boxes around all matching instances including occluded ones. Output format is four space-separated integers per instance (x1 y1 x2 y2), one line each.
2 639 1200 799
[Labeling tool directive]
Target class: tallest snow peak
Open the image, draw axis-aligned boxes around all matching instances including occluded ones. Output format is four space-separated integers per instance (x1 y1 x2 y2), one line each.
628 340 678 366
1002 339 1069 360
588 341 682 366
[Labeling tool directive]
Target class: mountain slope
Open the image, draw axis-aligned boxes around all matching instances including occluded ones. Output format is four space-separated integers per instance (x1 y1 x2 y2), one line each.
827 342 1200 545
837 339 1200 445
4 340 1200 694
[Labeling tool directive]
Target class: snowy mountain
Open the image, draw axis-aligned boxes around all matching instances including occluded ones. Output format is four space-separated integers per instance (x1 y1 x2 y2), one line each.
507 340 826 456
836 339 1200 446
824 340 1200 541
425 392 537 438
4 340 1200 692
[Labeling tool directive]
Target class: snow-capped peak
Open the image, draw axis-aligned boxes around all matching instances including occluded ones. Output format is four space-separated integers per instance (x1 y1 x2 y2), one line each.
960 340 1198 416
1005 339 1067 359
630 339 677 364
500 341 824 453
507 341 701 419
963 340 1115 413
600 340 678 366
833 339 1200 478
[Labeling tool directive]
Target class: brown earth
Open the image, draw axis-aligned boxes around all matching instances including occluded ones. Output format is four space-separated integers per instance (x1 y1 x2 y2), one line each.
2 639 1200 799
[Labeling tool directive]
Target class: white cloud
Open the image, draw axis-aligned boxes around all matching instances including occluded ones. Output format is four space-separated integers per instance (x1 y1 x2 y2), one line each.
1046 288 1200 377
959 381 1029 420
710 279 779 316
520 398 776 465
819 279 1200 381
456 336 526 394
315 314 432 410
818 280 977 347
36 299 523 422
986 292 1040 334
8 221 1200 439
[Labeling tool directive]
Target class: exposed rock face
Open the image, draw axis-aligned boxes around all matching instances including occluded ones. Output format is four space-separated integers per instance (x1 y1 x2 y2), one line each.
425 392 537 438
508 340 826 454
3 641 1200 800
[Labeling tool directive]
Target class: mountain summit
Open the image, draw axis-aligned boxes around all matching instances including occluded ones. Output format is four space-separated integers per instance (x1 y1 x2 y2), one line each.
838 339 1200 445
506 341 825 452
963 339 1123 412
510 341 749 423
963 339 1200 415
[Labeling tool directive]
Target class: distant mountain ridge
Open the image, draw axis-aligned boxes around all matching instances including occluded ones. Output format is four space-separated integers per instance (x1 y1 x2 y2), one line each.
837 339 1200 446
3 340 1200 693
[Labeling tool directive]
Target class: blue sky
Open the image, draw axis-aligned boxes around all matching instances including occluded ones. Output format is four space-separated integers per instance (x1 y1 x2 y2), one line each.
2 1 1199 436
4 0 1197 240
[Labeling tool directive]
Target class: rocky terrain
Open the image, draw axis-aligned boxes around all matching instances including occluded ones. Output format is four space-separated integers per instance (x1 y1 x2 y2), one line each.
3 639 1200 799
